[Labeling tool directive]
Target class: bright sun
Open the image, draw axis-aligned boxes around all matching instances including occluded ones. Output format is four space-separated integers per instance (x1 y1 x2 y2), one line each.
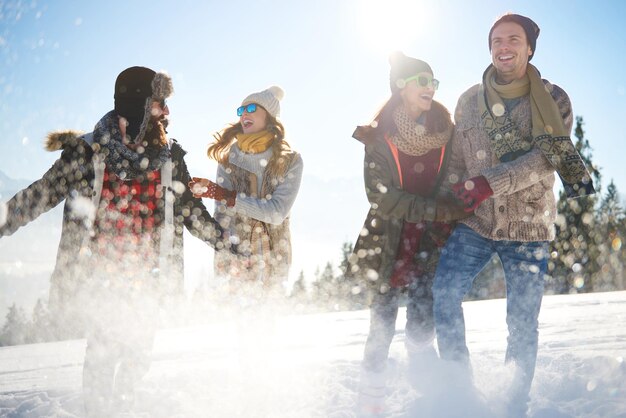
355 0 433 56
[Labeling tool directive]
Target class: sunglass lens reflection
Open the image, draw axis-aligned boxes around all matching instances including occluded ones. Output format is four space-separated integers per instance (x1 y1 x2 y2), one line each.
237 103 257 116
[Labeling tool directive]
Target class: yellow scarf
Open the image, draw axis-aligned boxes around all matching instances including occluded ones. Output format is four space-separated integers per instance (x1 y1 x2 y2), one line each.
488 72 530 100
479 63 594 198
236 130 274 154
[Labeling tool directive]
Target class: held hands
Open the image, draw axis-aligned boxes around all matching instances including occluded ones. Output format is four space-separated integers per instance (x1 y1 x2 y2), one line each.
188 177 236 207
434 197 472 222
452 176 494 212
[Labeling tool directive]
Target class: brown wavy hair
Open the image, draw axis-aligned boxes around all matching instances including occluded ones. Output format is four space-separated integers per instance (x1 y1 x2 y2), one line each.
207 107 291 170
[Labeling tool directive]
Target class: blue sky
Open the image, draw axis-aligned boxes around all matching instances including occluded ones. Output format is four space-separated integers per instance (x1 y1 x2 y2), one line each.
1 0 625 279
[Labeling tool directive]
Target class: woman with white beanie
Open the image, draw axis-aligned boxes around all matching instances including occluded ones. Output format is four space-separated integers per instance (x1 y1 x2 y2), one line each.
190 86 303 299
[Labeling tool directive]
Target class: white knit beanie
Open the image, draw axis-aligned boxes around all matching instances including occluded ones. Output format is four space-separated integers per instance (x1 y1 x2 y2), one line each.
241 86 284 118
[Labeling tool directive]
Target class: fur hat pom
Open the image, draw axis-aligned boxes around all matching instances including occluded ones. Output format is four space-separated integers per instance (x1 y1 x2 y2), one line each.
45 130 83 151
151 71 174 100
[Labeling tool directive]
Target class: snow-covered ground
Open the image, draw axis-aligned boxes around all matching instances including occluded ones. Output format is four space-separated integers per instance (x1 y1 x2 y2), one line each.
0 291 625 418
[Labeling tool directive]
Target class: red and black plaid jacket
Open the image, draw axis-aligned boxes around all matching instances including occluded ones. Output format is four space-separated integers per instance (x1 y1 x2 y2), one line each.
93 169 163 262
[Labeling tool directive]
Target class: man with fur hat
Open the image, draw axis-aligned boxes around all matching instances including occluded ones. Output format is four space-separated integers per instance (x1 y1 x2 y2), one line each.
432 13 595 417
0 66 232 417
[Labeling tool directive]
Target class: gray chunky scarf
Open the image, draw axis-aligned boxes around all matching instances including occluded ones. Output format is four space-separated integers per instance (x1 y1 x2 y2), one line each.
93 111 170 180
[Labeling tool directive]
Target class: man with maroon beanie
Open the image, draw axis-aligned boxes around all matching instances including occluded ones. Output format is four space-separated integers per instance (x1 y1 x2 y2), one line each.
0 66 233 417
432 14 594 417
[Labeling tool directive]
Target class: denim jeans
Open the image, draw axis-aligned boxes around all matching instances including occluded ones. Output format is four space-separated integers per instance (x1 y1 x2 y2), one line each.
363 271 435 372
433 224 548 403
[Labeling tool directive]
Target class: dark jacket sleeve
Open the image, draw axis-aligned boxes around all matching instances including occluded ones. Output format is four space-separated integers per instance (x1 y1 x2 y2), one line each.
0 144 92 237
170 141 231 252
363 141 438 223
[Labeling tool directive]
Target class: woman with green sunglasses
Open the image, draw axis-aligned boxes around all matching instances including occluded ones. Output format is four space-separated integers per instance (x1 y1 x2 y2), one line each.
349 52 469 415
189 86 303 300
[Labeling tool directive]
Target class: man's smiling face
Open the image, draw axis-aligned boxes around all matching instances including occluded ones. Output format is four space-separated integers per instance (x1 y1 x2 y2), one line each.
490 21 532 83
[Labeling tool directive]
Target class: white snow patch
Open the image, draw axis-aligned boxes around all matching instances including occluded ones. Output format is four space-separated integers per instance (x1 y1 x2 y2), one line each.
0 292 623 417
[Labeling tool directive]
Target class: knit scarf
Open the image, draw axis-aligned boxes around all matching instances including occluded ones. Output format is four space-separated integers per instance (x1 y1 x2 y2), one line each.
93 111 170 180
480 64 594 197
390 105 452 156
236 130 274 154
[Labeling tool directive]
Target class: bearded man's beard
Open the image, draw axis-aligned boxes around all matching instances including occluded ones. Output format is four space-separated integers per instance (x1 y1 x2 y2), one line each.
142 116 168 150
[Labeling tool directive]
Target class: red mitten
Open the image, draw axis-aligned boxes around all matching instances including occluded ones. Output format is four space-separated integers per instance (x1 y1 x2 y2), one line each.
453 176 493 212
189 177 236 207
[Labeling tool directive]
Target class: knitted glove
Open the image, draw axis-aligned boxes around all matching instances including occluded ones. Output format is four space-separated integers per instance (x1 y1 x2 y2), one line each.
452 176 493 212
189 177 236 207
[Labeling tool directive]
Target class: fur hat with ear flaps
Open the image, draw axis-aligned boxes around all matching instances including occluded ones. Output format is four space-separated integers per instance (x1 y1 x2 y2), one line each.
114 66 173 142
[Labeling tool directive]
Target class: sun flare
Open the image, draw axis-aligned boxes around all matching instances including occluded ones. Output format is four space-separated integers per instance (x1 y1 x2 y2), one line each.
355 0 432 56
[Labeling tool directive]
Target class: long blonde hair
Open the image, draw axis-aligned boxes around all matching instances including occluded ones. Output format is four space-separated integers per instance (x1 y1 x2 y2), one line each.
207 110 292 171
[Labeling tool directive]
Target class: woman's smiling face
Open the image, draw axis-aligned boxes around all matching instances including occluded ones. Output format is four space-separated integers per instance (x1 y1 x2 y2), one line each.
240 104 268 134
400 72 436 117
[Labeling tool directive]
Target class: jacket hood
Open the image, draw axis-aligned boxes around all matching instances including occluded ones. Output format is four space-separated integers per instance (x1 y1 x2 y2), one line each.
44 130 85 152
352 125 379 147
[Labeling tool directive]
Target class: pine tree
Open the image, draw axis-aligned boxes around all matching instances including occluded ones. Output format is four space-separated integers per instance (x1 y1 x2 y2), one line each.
338 242 352 277
595 180 626 290
549 116 601 293
337 241 368 309
0 303 30 346
312 262 338 310
290 270 308 305
30 298 53 343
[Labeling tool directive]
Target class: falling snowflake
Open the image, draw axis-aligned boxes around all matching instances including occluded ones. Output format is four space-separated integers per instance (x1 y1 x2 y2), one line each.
491 103 505 117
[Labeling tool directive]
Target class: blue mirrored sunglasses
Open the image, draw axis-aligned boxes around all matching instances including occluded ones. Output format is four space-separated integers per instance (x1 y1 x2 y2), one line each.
237 103 257 116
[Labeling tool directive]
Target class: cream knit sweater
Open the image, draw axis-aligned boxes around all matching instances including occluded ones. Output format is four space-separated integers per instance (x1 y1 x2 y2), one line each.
444 80 573 242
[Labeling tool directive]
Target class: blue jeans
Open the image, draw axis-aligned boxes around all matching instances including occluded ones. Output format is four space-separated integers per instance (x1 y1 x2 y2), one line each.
433 224 548 402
